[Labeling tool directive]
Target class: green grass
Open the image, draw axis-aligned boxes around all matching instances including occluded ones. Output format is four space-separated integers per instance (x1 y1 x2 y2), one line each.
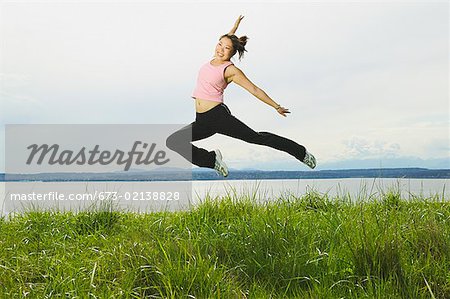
0 189 449 298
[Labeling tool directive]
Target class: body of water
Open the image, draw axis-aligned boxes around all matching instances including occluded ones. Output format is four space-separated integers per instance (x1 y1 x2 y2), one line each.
1 178 448 215
191 178 449 201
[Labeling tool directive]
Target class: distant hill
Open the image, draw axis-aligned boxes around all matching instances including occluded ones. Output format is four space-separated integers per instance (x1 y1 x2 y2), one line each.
1 168 449 181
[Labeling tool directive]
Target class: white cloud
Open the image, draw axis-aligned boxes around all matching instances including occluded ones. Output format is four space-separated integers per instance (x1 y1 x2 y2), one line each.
339 137 401 160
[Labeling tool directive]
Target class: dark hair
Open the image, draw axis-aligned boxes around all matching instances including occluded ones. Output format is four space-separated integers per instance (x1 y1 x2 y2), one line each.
220 34 248 60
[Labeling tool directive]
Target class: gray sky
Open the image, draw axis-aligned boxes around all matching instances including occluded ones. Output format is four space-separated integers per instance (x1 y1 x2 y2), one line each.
1 0 448 170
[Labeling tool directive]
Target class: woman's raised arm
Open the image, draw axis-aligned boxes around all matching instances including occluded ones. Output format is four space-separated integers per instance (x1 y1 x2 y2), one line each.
228 15 244 35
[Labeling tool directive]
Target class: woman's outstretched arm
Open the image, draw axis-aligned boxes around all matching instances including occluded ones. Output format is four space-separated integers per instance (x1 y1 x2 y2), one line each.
226 65 291 117
228 15 244 35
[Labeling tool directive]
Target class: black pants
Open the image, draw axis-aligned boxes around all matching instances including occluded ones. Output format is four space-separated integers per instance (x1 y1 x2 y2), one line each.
166 103 306 169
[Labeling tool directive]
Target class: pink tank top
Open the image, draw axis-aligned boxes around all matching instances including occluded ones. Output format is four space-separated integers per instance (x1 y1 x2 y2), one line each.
192 60 234 103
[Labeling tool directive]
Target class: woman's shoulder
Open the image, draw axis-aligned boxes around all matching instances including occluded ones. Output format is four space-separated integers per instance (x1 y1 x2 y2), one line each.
224 64 245 83
225 64 243 74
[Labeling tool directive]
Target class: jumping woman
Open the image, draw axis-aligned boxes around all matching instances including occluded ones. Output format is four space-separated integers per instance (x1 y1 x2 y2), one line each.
167 15 316 177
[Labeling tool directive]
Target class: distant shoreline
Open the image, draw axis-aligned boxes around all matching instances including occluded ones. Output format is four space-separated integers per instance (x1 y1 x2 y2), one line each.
1 168 449 181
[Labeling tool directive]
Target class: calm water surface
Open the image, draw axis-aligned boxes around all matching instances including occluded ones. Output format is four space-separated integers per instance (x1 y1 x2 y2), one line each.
191 178 449 201
1 178 448 215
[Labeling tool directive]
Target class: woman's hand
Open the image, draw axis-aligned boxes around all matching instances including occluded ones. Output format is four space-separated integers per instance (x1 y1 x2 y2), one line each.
276 106 291 117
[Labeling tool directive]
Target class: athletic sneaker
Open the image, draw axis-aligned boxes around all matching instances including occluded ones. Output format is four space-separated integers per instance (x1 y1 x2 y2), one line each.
214 149 229 177
302 150 317 169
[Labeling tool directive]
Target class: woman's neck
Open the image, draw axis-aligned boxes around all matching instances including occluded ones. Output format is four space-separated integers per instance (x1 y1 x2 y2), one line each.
210 57 230 66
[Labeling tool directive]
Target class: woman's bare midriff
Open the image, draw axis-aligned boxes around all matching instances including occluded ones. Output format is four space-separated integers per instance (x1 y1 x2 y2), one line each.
195 98 222 113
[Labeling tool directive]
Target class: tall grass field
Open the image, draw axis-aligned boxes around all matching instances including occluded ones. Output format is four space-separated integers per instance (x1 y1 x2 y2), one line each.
0 188 449 298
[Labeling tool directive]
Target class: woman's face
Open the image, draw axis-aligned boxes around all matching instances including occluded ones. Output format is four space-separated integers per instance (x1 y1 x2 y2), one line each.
215 37 234 61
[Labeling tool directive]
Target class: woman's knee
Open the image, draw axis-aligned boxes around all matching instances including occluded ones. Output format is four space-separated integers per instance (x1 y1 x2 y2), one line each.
166 132 179 151
166 130 190 151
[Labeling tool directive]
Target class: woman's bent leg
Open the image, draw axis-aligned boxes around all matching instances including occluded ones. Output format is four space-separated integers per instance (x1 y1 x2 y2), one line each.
166 122 216 168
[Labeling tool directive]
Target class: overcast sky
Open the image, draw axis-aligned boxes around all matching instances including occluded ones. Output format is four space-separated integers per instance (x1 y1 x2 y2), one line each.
1 0 448 171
